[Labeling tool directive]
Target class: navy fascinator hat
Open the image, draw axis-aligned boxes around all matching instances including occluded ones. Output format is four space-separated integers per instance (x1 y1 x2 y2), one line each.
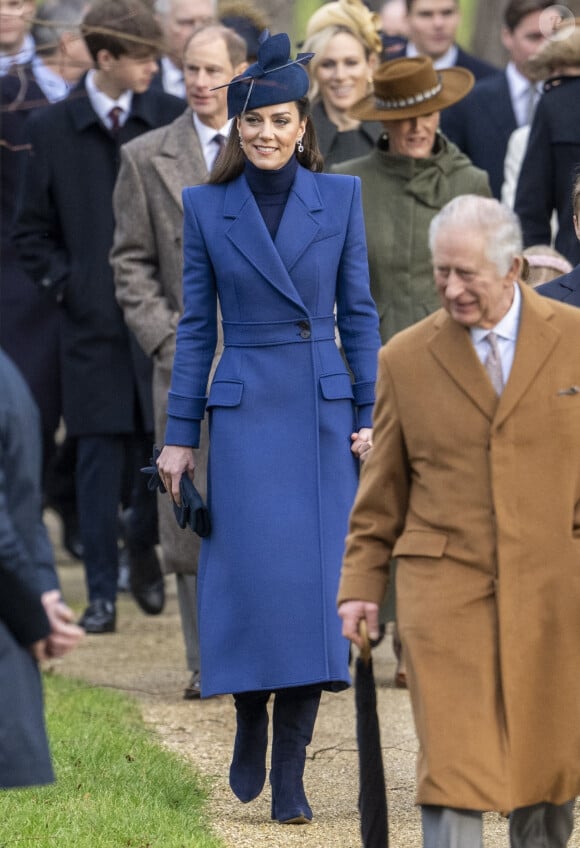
219 30 314 119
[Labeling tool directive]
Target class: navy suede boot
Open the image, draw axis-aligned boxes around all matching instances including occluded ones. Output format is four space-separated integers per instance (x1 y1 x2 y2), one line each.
270 687 321 824
229 691 270 803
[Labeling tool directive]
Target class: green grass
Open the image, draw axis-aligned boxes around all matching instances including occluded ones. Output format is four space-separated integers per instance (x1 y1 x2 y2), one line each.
0 675 224 848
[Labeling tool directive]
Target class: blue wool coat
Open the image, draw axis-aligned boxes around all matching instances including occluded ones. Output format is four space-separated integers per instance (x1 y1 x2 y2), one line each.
166 166 381 697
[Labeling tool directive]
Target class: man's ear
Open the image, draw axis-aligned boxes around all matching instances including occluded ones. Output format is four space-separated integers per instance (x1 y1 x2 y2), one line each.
234 61 249 76
95 47 114 71
500 25 513 55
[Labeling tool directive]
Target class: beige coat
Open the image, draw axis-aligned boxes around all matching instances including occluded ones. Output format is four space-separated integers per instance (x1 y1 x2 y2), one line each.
111 109 221 574
339 282 580 811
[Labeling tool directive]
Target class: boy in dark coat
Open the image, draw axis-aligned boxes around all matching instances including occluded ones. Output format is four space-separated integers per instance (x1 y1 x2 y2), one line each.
14 0 186 633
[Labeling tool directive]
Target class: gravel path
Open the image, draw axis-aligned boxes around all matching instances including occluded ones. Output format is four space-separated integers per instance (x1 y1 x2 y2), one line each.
49 515 579 848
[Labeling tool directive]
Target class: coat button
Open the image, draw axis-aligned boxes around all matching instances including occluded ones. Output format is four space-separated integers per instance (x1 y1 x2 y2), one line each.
297 320 311 339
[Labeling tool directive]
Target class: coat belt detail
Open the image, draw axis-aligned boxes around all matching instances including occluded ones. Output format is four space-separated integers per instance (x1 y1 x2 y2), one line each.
222 316 336 346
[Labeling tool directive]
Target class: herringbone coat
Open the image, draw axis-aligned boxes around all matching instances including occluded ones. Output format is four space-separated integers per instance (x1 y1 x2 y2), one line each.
111 109 218 574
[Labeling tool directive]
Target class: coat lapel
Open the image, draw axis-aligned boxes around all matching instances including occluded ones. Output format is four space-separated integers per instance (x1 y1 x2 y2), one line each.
151 110 208 212
224 167 322 309
494 283 560 428
428 312 499 420
429 284 561 425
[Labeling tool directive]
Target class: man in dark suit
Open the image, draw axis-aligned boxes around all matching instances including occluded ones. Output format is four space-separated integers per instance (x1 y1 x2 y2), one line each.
443 0 550 198
0 348 83 788
386 0 499 138
14 0 185 634
387 0 498 78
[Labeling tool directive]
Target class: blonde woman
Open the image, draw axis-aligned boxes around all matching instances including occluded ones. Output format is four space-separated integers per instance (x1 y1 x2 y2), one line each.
302 0 383 168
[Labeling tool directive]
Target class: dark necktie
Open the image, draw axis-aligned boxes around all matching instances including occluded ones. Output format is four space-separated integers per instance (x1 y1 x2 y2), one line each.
108 106 122 135
484 332 504 395
211 133 226 168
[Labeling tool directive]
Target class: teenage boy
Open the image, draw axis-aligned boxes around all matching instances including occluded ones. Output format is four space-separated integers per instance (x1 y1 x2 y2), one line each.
14 0 185 634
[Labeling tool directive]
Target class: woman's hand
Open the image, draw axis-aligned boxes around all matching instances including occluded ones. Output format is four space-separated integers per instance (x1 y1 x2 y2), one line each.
157 445 195 505
351 427 373 462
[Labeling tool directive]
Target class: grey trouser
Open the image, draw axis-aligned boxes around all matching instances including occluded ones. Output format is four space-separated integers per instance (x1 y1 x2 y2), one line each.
175 573 200 674
422 800 575 848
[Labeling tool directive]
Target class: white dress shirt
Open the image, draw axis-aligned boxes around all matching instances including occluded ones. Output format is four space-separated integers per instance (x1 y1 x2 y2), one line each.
31 56 70 102
193 112 232 171
406 41 458 70
505 61 542 127
160 56 185 99
470 282 521 386
85 69 133 128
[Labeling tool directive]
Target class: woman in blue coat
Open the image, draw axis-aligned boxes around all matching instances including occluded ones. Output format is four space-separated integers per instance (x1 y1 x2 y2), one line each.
158 31 381 825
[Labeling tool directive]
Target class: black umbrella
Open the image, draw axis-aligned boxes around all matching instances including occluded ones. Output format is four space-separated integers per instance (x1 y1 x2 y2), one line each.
355 619 389 847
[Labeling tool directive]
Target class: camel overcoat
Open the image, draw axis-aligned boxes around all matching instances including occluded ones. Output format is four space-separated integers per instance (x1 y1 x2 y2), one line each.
339 282 580 812
166 167 381 697
111 109 219 575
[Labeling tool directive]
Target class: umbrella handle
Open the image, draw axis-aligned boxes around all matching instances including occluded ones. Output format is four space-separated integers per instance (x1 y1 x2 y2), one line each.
359 619 372 666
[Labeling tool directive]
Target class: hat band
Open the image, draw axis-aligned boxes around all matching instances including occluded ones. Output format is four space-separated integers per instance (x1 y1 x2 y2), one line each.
374 79 442 111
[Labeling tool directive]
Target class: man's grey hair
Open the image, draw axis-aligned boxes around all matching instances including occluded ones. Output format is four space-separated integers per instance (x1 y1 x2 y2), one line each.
154 0 217 17
429 195 523 276
32 0 86 54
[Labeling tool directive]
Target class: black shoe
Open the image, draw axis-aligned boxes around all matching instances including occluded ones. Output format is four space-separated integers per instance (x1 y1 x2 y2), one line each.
78 599 116 634
129 547 165 615
184 671 201 700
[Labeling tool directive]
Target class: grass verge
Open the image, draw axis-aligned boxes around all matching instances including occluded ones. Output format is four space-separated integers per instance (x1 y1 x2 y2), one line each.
0 674 223 848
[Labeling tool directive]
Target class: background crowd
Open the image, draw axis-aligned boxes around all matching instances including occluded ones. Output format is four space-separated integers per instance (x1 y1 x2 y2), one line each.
2 0 580 843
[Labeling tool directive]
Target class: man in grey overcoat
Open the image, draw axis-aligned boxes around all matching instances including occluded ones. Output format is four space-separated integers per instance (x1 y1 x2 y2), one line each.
111 21 247 698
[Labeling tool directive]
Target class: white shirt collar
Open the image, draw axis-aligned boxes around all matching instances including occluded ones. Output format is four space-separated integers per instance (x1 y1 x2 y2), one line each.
85 69 133 127
160 56 185 99
192 112 232 170
471 281 521 346
31 56 70 102
406 41 458 70
0 33 35 73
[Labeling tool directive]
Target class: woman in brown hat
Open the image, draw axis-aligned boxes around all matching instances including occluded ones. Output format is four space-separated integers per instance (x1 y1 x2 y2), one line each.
333 55 491 686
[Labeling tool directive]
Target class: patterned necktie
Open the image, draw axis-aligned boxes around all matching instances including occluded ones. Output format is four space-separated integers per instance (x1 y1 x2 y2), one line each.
484 332 504 395
211 133 226 168
108 106 122 134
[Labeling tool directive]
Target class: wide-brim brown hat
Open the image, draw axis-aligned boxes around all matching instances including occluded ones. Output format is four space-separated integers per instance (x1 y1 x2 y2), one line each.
350 56 474 122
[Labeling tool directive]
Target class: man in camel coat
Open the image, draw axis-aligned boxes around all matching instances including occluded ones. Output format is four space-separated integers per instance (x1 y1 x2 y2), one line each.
338 194 580 847
111 22 247 698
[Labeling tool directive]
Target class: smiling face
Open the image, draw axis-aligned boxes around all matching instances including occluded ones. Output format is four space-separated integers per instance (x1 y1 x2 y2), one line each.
382 111 439 158
313 30 375 119
236 101 307 171
183 31 243 129
432 227 518 328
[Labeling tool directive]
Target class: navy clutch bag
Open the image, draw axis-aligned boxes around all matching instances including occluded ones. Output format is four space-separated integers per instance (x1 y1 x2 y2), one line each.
141 448 211 538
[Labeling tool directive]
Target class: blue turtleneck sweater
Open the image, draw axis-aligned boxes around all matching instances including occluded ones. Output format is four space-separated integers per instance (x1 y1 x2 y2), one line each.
244 155 299 241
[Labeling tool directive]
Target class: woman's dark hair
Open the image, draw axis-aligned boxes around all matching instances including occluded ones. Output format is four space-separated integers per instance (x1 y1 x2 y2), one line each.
209 97 324 184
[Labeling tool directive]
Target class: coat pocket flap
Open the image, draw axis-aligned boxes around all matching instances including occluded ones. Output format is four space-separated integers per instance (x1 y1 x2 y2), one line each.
207 380 244 408
319 373 354 400
392 530 448 558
